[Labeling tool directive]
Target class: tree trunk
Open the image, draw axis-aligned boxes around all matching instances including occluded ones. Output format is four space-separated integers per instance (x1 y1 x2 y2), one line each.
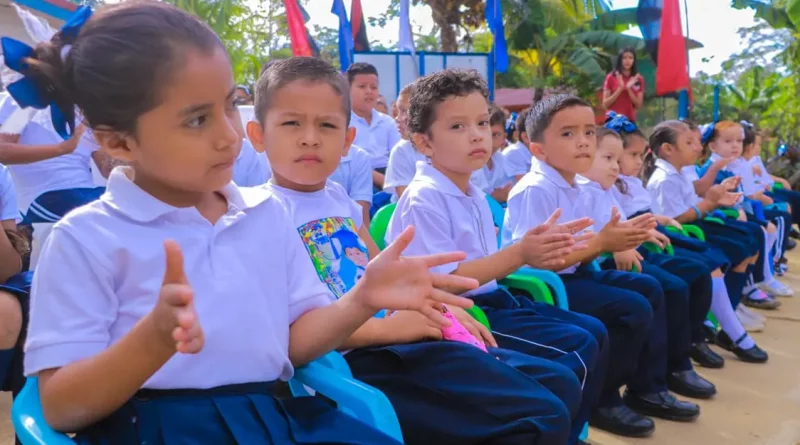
439 25 457 52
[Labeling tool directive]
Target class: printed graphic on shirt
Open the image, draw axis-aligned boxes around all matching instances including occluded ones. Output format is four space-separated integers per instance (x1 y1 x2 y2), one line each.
298 216 369 298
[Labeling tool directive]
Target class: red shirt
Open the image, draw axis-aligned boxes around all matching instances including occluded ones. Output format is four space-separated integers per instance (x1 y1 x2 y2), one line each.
604 72 644 122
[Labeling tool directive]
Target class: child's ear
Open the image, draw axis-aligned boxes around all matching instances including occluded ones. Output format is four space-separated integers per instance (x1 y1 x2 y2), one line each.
528 141 546 160
412 132 434 157
92 127 135 162
343 127 356 157
246 121 266 153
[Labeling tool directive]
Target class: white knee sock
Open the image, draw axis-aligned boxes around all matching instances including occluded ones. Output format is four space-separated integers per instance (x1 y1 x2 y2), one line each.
712 277 755 349
763 229 778 282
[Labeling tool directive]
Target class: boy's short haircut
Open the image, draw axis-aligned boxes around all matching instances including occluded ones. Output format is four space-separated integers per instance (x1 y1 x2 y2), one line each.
489 104 506 127
260 59 279 76
515 110 529 139
525 94 592 143
407 68 489 135
398 81 416 99
346 62 379 84
254 57 351 127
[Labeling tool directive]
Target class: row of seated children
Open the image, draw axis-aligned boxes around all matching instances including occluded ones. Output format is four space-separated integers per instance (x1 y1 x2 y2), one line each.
7 3 611 445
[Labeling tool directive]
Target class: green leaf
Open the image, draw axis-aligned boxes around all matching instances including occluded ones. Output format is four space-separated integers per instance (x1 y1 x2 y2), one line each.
731 0 796 31
586 8 639 32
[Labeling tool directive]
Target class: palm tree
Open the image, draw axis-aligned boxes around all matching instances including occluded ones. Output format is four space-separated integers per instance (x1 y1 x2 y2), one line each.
725 66 781 124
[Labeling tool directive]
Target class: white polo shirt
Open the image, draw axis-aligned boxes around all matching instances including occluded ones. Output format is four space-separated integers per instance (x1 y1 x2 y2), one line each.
750 156 774 191
232 138 269 187
501 141 532 178
350 110 402 169
710 153 759 196
265 181 367 299
477 151 512 194
0 164 18 222
647 158 700 219
612 175 656 217
385 162 498 296
681 166 700 183
0 98 99 214
503 161 591 274
384 139 424 197
26 168 332 387
578 177 627 228
329 144 373 204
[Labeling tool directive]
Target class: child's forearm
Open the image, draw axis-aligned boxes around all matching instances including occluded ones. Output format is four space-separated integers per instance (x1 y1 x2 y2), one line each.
0 141 68 164
560 237 603 268
38 314 175 432
371 171 385 188
447 244 524 294
674 199 716 223
289 290 376 367
339 317 397 350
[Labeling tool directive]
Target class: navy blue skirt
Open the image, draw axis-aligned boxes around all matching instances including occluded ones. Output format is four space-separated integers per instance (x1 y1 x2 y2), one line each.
657 226 730 272
74 383 399 445
693 220 761 266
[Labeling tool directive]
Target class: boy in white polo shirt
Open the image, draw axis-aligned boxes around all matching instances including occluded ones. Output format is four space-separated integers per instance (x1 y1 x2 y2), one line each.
502 94 700 438
347 62 402 190
502 110 533 181
248 57 583 445
384 69 608 445
384 84 421 199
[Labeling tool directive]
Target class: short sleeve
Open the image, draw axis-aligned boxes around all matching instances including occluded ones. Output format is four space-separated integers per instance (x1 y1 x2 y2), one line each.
384 142 418 193
25 227 118 375
652 176 691 218
504 186 559 246
0 165 18 221
285 218 335 323
603 73 615 91
393 203 460 275
349 148 373 203
502 145 531 178
386 121 402 154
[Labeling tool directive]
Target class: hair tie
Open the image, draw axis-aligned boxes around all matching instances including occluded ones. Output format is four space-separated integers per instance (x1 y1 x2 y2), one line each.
0 6 91 140
604 111 638 133
700 122 716 145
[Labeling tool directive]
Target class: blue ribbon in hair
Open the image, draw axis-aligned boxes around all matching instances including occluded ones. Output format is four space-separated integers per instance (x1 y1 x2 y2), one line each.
1 6 92 140
604 111 638 133
699 122 716 145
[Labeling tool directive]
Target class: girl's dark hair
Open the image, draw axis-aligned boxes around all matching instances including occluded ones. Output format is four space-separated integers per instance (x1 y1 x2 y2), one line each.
643 120 689 181
23 1 224 136
614 47 638 76
743 123 757 147
619 128 645 149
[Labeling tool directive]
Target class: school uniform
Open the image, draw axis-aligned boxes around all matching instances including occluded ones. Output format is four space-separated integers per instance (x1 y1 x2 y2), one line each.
501 141 532 178
350 110 402 171
266 178 582 445
232 139 269 187
383 139 423 199
582 177 712 376
503 161 675 415
329 144 373 205
26 168 398 445
475 150 512 195
755 155 800 222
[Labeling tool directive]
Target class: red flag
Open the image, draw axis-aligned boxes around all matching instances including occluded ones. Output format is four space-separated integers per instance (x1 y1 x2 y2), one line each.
655 0 689 96
351 0 370 51
284 0 313 57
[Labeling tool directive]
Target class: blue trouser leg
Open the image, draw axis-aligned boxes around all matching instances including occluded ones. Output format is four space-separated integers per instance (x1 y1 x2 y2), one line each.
769 188 800 225
471 290 608 444
560 270 655 407
346 341 579 445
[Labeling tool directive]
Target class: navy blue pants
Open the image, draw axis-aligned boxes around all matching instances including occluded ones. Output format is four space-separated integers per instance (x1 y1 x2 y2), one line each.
76 382 401 445
346 341 580 445
470 289 608 444
694 219 761 266
637 251 713 366
769 188 800 225
560 269 665 407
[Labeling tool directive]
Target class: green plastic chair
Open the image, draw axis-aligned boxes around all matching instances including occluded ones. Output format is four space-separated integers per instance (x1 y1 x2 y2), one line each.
369 203 397 251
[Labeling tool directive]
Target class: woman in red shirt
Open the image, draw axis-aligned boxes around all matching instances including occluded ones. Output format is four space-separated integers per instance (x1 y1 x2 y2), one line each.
603 47 644 122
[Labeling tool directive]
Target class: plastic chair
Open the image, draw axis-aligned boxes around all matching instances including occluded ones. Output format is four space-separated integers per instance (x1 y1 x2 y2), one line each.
12 352 405 445
369 203 397 251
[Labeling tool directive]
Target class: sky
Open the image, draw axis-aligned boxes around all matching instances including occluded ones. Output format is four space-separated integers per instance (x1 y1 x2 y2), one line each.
306 0 761 76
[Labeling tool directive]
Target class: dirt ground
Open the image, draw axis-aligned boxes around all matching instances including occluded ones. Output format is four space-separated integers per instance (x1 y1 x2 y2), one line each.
0 255 799 444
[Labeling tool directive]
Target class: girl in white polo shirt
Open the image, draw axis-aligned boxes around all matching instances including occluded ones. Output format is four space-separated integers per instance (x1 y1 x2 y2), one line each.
14 4 473 444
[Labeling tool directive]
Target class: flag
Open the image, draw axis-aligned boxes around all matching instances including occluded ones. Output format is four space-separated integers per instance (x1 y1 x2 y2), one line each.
298 3 321 57
485 0 508 73
351 0 370 51
284 0 313 57
655 0 689 96
332 0 354 71
637 0 663 61
398 0 415 54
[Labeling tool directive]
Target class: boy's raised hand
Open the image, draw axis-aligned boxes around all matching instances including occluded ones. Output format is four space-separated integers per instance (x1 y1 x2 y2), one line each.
598 208 652 252
356 226 477 326
152 240 204 354
720 176 741 191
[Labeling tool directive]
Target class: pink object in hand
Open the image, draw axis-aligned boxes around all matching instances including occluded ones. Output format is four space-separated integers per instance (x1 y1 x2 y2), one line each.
440 305 488 352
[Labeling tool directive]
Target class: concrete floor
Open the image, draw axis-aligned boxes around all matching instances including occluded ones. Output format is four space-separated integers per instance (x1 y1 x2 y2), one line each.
0 255 799 444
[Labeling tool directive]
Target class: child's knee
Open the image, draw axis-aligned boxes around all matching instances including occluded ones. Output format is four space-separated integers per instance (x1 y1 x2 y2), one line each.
0 291 22 348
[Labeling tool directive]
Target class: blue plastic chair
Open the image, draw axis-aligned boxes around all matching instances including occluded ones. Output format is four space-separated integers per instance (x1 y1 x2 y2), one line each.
12 352 404 445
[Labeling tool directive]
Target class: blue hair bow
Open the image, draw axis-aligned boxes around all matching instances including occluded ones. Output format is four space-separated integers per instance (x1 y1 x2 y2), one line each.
778 143 788 157
1 6 92 140
700 122 715 145
604 111 638 133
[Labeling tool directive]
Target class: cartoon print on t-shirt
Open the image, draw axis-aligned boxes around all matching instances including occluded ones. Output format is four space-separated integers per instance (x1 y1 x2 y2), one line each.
297 216 369 298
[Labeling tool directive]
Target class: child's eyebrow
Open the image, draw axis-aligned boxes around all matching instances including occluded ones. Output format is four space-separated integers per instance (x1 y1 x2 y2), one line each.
180 86 238 117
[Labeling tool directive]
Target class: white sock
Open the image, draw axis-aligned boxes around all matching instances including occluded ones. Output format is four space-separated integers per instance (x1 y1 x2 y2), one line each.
763 229 778 283
712 277 755 349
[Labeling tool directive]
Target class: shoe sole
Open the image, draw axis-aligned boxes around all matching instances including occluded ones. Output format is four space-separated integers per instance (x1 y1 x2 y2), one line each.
589 422 655 438
668 385 717 400
626 406 700 423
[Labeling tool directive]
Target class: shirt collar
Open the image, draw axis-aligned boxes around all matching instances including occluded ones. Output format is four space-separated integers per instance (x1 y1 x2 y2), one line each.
413 162 484 198
531 159 578 190
102 167 270 223
350 109 381 128
655 158 678 175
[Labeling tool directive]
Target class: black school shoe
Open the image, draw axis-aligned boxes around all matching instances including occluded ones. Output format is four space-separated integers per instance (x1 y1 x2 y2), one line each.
667 370 717 399
791 228 800 240
715 331 769 363
590 404 655 438
690 342 725 369
623 390 700 422
787 238 797 250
